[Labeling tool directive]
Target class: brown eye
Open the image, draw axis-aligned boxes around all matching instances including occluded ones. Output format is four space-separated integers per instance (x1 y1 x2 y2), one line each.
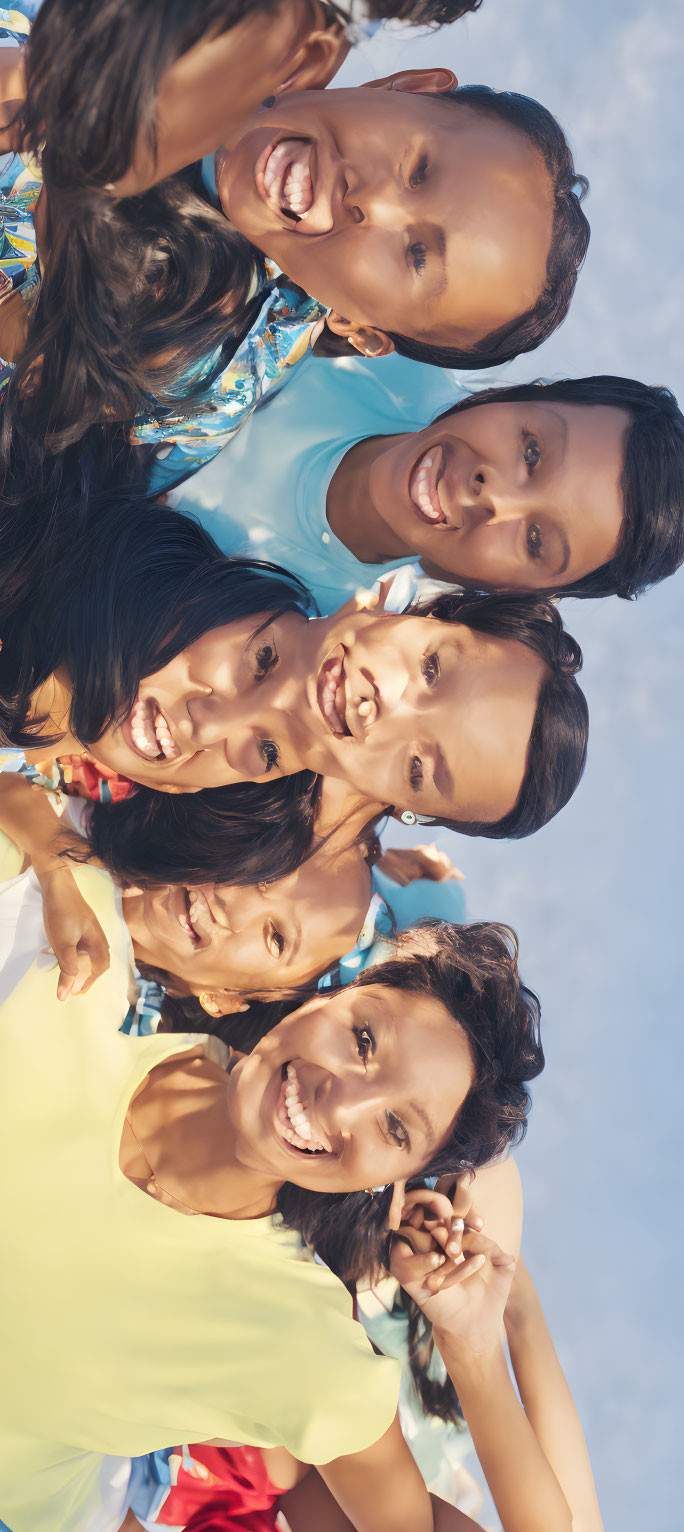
421 652 440 688
409 155 429 189
409 241 427 276
253 637 278 681
258 737 281 773
527 524 543 560
386 1111 409 1149
265 922 285 958
523 436 541 472
409 755 423 791
354 1025 375 1065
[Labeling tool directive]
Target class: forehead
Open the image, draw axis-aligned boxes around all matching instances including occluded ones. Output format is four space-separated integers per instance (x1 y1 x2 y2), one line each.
423 106 554 343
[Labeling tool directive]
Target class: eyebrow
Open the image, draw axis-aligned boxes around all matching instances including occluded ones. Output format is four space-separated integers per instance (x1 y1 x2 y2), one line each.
429 226 448 299
408 1100 436 1151
552 527 571 578
284 912 302 967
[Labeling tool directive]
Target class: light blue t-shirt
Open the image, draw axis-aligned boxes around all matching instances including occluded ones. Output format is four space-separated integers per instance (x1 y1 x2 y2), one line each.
172 351 468 615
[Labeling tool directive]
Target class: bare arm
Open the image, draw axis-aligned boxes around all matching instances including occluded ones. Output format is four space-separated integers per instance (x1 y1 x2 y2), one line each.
391 1185 573 1532
317 1412 487 1532
504 1260 604 1532
0 771 110 996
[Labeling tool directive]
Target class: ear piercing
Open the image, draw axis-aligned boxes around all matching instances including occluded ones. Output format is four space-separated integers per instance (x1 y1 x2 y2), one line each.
401 810 417 826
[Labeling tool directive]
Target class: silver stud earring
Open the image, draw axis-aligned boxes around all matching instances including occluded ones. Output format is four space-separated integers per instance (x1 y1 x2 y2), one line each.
401 810 417 826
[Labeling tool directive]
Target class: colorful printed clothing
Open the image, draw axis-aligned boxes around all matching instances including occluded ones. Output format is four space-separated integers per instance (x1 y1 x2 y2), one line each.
129 1444 279 1532
0 9 327 467
0 5 42 391
141 266 326 494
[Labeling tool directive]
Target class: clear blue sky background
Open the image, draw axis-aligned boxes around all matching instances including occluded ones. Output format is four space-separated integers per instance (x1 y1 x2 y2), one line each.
340 5 684 1527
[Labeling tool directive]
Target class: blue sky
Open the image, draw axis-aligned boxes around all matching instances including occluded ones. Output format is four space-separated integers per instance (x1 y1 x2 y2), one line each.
340 5 684 1527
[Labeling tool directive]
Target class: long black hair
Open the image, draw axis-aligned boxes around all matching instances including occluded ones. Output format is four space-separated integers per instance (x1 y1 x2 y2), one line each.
410 591 588 839
76 774 323 888
437 375 684 601
387 85 590 370
0 497 315 752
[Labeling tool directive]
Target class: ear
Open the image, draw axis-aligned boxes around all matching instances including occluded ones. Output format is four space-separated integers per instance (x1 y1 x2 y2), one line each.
198 990 251 1018
362 69 457 96
387 1178 408 1232
326 312 394 358
275 5 350 96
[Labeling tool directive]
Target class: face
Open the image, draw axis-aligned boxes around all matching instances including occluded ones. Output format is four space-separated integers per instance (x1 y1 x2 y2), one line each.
363 400 628 590
86 610 308 791
216 73 554 348
124 844 372 997
227 980 474 1192
297 608 546 822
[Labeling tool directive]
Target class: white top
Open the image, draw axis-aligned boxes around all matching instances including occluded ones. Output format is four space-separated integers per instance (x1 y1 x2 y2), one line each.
172 351 467 615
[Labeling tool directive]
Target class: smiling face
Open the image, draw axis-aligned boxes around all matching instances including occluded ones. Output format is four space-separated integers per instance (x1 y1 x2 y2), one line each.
302 608 545 822
85 610 309 792
226 980 474 1192
85 605 544 820
123 843 372 997
357 400 629 590
216 73 554 348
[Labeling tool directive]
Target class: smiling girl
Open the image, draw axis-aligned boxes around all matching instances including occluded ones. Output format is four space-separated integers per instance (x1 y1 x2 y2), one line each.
0 848 557 1532
1 502 588 874
175 352 684 608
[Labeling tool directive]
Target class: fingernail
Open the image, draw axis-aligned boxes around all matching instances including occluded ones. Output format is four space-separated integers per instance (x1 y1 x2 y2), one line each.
451 1217 464 1232
429 1253 443 1268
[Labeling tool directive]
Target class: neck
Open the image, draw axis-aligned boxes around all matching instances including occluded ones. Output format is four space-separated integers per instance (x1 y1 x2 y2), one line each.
326 433 416 564
136 1050 285 1221
317 778 387 842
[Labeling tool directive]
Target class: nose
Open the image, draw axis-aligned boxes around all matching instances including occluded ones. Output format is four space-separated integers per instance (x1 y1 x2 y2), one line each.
341 158 401 230
466 464 525 528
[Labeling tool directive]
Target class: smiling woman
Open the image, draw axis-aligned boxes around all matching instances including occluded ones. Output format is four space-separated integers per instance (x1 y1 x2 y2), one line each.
1 497 588 859
0 879 547 1532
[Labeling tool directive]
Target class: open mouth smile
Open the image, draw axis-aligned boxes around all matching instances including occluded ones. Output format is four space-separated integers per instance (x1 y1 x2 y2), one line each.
316 645 352 738
255 136 315 223
175 886 214 950
124 695 181 763
408 444 454 527
275 1063 333 1155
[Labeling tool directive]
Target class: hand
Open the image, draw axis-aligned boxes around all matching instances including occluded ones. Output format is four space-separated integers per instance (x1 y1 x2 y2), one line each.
35 863 111 1000
390 1183 515 1358
376 843 465 887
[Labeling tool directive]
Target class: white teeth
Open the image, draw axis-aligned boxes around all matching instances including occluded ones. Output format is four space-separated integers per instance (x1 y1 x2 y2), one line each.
262 139 313 219
281 1064 326 1152
410 447 446 523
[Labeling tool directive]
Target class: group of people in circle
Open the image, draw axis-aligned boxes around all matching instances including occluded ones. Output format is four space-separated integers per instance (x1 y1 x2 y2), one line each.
0 3 681 1531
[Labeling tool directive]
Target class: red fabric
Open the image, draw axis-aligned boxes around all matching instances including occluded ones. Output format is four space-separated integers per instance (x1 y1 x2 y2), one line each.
56 754 136 803
155 1444 280 1531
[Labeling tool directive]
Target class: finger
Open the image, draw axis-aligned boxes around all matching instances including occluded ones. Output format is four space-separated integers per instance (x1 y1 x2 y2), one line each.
426 1250 487 1292
82 931 111 980
56 945 87 1001
401 1189 458 1226
432 1175 483 1232
395 1223 440 1256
